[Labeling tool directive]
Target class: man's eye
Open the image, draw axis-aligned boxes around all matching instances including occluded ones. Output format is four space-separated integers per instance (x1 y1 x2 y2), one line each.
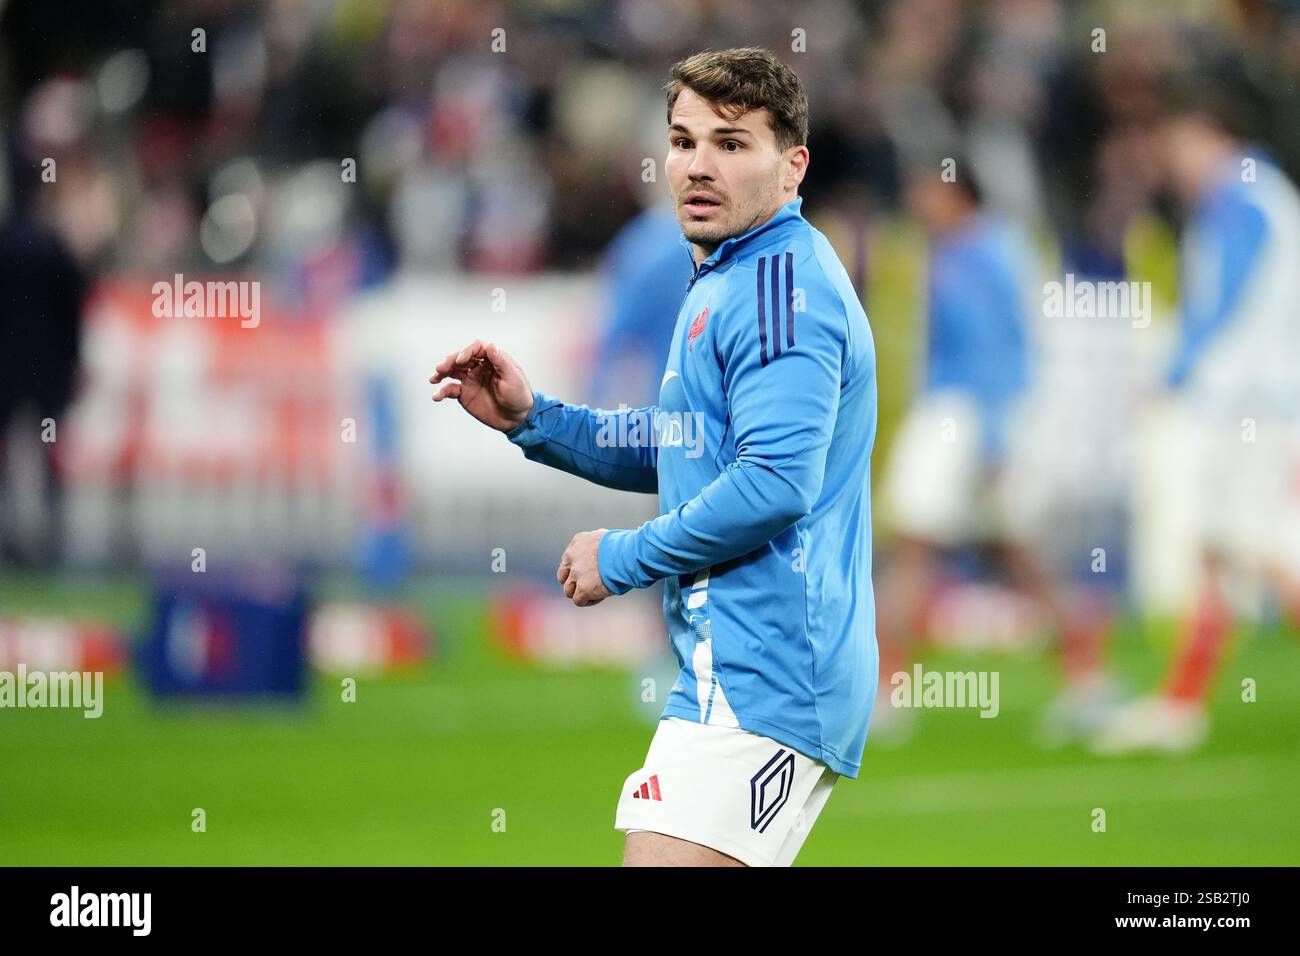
722 140 742 152
674 138 692 149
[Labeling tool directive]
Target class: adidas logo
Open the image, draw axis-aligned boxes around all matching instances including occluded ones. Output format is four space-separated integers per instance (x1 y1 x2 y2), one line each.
630 774 662 801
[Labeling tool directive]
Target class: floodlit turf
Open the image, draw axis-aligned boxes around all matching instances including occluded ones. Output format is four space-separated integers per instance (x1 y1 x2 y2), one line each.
0 573 1297 865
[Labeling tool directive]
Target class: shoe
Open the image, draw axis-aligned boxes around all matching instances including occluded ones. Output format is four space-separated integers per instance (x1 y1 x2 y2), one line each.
1036 673 1124 749
1086 695 1209 755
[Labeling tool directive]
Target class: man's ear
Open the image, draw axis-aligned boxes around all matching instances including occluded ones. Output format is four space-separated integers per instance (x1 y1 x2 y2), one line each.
786 145 810 191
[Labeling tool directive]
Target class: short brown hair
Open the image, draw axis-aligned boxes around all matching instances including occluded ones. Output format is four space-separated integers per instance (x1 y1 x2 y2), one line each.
665 47 809 153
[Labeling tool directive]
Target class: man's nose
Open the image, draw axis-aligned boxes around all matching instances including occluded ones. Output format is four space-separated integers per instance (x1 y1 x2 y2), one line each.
687 147 717 180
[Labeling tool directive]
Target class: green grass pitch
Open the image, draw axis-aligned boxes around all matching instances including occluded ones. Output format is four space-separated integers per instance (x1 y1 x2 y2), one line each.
0 573 1296 865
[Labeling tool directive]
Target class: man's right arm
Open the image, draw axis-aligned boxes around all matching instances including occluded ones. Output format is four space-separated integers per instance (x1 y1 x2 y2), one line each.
505 390 660 494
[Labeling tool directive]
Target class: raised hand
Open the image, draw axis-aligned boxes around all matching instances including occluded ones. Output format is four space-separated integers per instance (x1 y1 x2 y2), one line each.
430 340 535 433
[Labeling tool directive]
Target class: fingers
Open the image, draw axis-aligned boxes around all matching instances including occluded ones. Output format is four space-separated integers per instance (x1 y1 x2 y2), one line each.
573 588 605 608
558 551 588 603
429 340 491 384
570 583 606 607
558 533 609 607
486 342 515 376
428 348 465 384
431 381 461 402
456 340 488 367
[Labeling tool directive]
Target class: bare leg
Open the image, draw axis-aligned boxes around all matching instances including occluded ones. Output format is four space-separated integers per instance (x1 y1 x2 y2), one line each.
876 535 940 679
994 537 1109 684
622 831 747 867
1087 550 1225 754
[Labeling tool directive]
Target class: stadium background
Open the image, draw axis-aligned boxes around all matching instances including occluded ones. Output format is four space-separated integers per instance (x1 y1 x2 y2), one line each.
1 0 1297 865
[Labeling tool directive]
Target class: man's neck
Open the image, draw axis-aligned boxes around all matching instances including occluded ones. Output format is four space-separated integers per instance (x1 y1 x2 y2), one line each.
692 242 717 266
934 202 980 238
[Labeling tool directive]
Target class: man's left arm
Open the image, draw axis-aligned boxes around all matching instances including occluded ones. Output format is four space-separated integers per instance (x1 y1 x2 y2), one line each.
596 260 849 594
1166 198 1268 389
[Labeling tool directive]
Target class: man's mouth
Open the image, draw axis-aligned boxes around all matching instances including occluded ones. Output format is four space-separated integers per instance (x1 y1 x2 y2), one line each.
683 193 723 216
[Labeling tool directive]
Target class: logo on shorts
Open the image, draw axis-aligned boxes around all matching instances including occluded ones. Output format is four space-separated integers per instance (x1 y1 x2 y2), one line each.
631 774 662 801
750 749 795 832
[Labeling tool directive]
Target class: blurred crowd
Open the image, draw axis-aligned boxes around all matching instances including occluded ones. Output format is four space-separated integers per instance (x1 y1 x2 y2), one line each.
2 0 1300 576
1 0 1299 291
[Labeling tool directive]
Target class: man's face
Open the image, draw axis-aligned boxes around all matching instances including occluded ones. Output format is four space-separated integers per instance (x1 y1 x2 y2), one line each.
904 174 947 232
1156 114 1238 206
1158 116 1208 205
666 88 805 257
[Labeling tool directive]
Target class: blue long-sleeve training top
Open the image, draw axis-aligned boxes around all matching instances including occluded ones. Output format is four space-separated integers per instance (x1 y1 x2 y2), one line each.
924 213 1031 463
504 196 878 778
1166 151 1270 392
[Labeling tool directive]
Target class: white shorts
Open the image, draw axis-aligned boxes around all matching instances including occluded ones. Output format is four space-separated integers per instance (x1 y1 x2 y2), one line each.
614 716 839 867
883 390 1019 545
1190 413 1300 575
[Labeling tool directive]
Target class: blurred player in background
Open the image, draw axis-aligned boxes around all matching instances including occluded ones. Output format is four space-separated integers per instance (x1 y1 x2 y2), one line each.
1092 84 1300 754
874 156 1115 744
433 48 877 866
587 195 698 728
587 200 692 410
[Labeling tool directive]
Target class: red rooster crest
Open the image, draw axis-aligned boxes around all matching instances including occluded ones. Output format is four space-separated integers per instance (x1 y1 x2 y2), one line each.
687 306 709 350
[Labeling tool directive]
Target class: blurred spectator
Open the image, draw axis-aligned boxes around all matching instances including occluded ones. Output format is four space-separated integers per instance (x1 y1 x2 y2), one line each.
0 0 1298 594
1 0 1297 278
0 209 87 566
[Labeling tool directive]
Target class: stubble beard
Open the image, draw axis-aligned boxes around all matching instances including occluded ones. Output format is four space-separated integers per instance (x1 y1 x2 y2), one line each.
679 200 765 256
